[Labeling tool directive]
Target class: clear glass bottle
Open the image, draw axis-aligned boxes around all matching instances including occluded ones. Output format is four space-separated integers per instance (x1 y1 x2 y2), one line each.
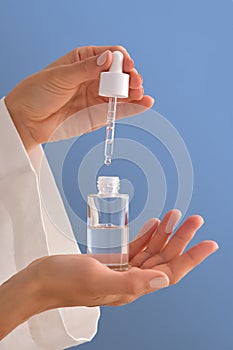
87 176 129 271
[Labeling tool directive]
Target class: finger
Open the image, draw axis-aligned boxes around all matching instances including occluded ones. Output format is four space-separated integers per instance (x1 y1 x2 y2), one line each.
152 240 219 285
116 96 154 117
146 209 182 254
50 50 113 89
45 46 93 69
129 69 143 89
125 95 154 109
135 95 154 108
130 209 182 267
91 45 134 72
128 87 144 100
54 97 155 142
129 219 160 261
96 266 169 296
83 95 154 134
47 45 134 73
142 215 204 268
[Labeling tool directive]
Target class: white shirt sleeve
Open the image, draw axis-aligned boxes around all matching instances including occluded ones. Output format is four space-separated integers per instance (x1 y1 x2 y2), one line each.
0 98 100 350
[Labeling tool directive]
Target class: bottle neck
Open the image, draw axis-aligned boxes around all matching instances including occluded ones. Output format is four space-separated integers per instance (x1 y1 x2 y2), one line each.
97 176 120 195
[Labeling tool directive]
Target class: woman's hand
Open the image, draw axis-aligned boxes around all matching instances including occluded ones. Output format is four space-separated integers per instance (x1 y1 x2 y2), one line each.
129 210 218 284
5 46 153 152
26 210 218 310
0 210 218 339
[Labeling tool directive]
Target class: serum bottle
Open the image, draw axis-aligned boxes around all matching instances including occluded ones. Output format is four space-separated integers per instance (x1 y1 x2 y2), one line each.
87 176 129 270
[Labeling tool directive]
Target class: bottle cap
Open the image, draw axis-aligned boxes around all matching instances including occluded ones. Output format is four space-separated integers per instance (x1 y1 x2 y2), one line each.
99 51 129 98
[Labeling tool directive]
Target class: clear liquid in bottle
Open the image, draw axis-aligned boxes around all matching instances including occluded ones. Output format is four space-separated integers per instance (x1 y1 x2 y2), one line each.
87 177 129 271
87 224 128 270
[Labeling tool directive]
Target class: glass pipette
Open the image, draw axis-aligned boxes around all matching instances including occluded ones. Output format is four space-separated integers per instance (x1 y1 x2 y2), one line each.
104 97 117 166
98 51 129 166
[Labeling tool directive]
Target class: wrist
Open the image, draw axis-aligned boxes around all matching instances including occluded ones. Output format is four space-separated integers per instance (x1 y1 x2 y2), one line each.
4 94 36 153
0 267 46 339
26 257 62 311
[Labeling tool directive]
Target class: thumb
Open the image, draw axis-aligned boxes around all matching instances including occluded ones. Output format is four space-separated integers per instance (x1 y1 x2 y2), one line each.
97 267 170 296
52 50 113 88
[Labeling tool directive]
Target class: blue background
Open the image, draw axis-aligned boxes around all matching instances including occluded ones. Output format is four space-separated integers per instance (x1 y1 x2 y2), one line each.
0 0 232 349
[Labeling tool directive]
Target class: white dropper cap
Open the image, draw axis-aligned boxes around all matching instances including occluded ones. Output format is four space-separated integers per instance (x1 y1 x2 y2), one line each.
99 51 129 98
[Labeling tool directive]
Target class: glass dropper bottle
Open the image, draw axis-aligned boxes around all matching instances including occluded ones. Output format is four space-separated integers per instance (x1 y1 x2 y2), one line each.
99 51 129 166
87 176 129 270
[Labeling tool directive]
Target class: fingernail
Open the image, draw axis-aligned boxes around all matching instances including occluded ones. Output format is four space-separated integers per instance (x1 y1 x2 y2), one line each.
165 209 182 234
150 276 169 289
97 51 108 66
200 217 205 226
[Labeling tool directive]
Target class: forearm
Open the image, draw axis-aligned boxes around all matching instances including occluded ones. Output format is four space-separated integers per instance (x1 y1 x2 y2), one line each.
0 268 45 340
